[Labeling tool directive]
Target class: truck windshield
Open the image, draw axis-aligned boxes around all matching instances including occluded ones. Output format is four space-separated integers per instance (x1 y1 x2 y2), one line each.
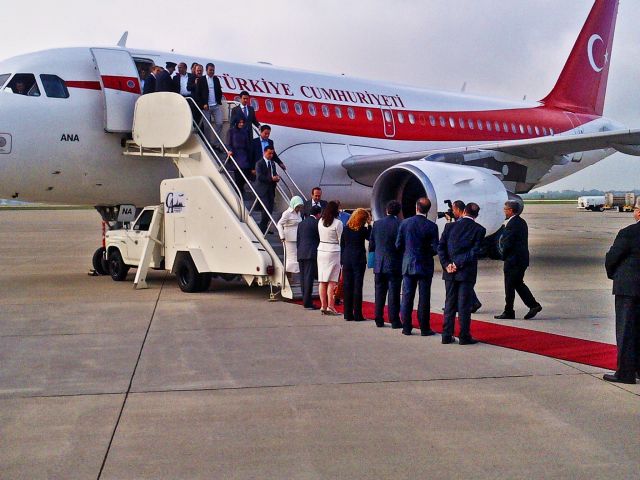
133 210 154 231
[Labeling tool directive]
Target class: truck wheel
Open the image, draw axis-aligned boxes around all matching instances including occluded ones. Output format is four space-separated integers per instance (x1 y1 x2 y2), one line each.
108 249 129 281
598 206 604 212
92 247 109 275
175 255 200 293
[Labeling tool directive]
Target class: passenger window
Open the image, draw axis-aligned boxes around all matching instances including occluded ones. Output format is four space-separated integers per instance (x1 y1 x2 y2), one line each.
477 119 483 130
294 102 303 115
494 121 501 132
419 115 426 126
543 127 548 136
503 122 508 132
251 98 259 111
468 119 474 130
133 210 154 231
335 106 343 119
408 113 415 124
6 73 40 96
280 100 289 114
0 73 10 88
511 123 517 134
458 118 465 128
40 74 69 99
321 105 330 117
527 125 532 135
449 117 455 128
550 128 555 135
429 115 436 127
347 107 355 119
397 112 404 123
265 99 274 112
486 121 492 131
367 110 374 121
384 111 392 122
308 103 317 116
439 116 446 127
535 126 540 135
519 124 525 134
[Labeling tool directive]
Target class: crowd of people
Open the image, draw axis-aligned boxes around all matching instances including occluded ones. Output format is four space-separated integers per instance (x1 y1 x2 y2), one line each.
277 187 545 345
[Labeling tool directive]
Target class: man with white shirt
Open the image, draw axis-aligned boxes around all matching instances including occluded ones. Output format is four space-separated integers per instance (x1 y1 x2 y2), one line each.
172 62 195 98
494 200 542 320
302 187 328 218
195 62 224 150
254 146 280 233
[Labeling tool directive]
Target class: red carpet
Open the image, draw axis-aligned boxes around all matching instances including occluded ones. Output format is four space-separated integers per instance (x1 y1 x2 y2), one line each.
300 300 617 370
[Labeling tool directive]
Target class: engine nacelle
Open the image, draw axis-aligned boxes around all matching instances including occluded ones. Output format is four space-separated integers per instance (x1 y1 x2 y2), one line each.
371 161 508 235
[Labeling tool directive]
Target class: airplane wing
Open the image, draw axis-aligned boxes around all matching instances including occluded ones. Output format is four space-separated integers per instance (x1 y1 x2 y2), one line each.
342 128 640 184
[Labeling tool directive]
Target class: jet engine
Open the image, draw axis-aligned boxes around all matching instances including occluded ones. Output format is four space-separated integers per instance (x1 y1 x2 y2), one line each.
371 161 508 235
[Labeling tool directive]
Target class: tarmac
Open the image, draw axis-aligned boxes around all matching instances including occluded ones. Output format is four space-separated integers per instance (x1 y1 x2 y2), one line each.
0 204 638 479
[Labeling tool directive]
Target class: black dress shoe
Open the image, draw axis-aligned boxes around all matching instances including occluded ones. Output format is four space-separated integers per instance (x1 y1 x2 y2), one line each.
344 317 354 322
441 335 455 344
391 323 403 329
494 311 515 320
401 330 412 336
603 373 636 385
375 320 385 328
354 317 366 322
421 329 436 336
459 337 479 345
524 304 542 320
471 302 482 314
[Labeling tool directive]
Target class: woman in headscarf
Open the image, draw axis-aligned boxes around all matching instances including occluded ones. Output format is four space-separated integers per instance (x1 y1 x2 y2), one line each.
317 201 343 315
340 208 372 321
277 196 304 275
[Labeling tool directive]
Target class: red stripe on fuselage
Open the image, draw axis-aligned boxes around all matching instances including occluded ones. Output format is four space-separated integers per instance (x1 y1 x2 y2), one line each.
101 75 140 94
66 80 102 90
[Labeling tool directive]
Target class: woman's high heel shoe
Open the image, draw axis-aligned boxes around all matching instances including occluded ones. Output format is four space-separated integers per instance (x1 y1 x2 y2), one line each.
325 307 340 316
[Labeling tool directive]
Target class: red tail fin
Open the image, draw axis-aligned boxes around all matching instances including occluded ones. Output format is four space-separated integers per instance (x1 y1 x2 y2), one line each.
541 0 619 116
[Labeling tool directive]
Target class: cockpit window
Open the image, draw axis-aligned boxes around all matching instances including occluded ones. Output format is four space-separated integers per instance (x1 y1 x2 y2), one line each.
40 74 69 99
0 74 10 88
6 73 40 96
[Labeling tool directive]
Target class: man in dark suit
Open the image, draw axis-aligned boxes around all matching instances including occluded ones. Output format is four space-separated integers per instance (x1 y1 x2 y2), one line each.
230 90 260 141
494 201 542 320
603 199 640 385
438 202 486 345
251 125 286 173
195 63 224 150
172 62 195 97
155 64 174 93
302 187 328 219
254 145 280 233
297 205 322 310
369 200 403 328
396 197 439 336
141 66 158 95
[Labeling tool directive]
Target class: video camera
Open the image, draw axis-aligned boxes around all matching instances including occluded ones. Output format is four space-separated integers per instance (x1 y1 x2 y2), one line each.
437 199 454 220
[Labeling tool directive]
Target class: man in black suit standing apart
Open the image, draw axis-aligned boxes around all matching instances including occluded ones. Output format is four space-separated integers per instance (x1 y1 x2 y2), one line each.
438 202 486 345
494 201 542 320
251 125 286 173
603 198 640 384
230 90 260 142
254 145 280 233
302 187 328 219
155 64 174 93
369 200 403 328
297 205 322 310
396 197 439 336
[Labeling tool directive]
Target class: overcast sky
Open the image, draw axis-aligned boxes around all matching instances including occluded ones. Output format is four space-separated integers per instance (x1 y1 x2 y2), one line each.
3 0 639 191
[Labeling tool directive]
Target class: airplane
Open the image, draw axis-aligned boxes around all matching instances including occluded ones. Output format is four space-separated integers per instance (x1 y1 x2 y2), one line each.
0 0 638 252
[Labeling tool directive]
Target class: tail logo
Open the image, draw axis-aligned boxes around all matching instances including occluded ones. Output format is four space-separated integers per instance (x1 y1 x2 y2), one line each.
588 34 608 73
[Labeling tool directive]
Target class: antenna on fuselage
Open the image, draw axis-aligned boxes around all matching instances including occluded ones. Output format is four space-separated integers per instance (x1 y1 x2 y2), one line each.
460 82 467 93
117 31 128 48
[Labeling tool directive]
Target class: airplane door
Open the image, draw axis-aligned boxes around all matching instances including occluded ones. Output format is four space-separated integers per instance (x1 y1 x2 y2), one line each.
90 48 141 132
381 108 396 138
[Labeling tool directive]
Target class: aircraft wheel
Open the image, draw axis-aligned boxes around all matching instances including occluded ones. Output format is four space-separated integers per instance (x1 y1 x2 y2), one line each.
92 247 109 275
175 254 201 293
108 249 129 281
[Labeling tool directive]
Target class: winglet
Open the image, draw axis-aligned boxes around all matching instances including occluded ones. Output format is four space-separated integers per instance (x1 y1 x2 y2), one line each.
117 31 128 48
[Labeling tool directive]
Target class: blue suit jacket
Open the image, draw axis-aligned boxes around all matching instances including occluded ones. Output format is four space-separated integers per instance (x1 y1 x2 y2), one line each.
438 217 486 283
296 216 320 261
395 214 439 277
369 215 402 275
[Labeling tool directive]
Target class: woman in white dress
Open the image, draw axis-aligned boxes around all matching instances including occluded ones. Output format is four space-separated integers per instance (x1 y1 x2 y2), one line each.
277 196 304 274
317 200 343 315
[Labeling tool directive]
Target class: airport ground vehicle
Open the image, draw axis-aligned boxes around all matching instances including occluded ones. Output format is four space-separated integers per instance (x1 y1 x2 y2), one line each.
604 192 636 212
102 93 304 298
577 196 605 211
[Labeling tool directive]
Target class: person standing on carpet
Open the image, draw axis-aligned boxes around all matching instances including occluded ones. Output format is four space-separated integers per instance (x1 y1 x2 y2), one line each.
396 197 439 336
340 208 371 322
602 198 640 385
317 201 343 315
297 205 322 310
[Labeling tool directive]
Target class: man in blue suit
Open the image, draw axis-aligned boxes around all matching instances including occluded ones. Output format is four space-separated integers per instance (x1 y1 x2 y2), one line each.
297 205 322 310
438 202 486 345
395 197 439 336
369 200 403 328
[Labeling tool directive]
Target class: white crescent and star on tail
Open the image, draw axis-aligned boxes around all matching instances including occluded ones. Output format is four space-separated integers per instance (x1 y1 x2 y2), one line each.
588 33 608 72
